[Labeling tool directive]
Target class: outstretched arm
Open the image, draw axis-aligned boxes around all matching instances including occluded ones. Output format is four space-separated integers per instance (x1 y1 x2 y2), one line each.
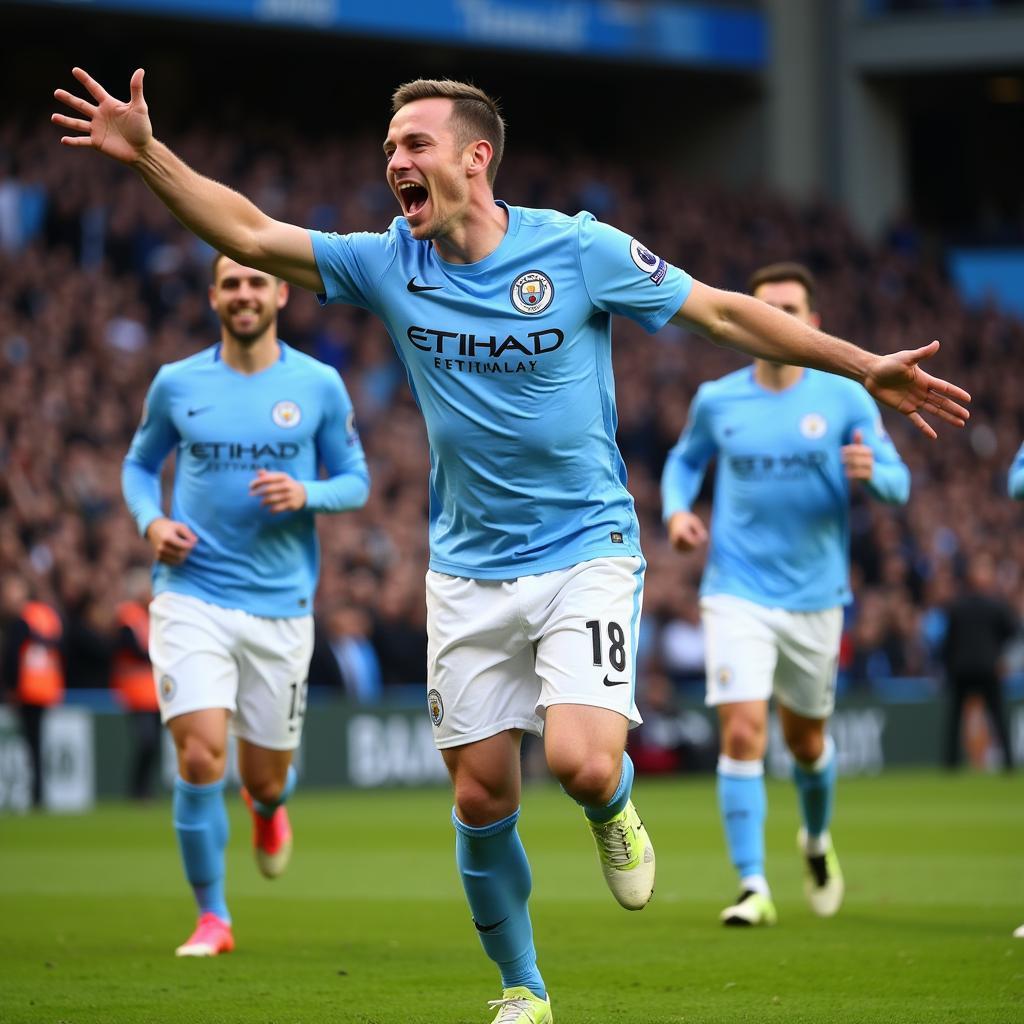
52 67 323 292
672 281 970 439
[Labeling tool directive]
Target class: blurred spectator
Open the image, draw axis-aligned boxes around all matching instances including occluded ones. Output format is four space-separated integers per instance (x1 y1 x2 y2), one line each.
371 569 428 688
0 576 65 807
629 661 717 774
326 606 383 702
110 568 160 799
941 552 1018 770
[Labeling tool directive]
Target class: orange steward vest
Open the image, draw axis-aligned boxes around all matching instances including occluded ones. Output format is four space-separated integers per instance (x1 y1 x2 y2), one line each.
111 602 157 711
17 602 64 707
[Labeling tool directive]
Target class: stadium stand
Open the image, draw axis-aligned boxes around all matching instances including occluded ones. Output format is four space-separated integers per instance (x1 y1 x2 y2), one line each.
2 114 1023 704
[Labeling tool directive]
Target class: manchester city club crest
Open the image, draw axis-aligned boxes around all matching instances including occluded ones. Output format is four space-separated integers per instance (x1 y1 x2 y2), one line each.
272 400 301 428
427 688 444 727
159 674 176 702
800 412 828 439
510 270 554 315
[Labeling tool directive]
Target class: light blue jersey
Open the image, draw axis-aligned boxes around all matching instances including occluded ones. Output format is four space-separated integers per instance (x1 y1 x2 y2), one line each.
122 342 370 617
661 367 909 611
1009 442 1024 498
310 204 691 579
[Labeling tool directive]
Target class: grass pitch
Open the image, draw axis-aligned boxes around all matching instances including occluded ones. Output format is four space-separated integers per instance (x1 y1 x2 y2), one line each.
1 772 1021 1023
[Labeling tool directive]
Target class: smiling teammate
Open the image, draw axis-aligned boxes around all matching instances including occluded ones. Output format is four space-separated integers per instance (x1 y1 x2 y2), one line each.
56 70 968 1022
661 262 910 926
122 254 369 957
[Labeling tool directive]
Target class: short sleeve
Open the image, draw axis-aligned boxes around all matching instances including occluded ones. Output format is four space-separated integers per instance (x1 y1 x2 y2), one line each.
308 229 397 311
577 215 692 333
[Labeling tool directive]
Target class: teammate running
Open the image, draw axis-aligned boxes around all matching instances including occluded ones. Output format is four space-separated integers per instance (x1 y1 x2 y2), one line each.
661 261 910 926
123 254 369 956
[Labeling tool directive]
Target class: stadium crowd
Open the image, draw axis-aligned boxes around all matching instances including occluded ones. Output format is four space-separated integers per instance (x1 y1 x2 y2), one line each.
2 112 1024 707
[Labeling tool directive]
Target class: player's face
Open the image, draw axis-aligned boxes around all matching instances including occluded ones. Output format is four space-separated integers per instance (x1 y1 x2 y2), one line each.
384 98 470 240
209 258 288 344
752 280 820 328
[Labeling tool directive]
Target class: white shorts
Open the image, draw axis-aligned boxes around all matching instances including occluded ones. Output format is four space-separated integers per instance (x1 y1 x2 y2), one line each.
425 557 645 749
149 591 314 751
700 593 842 719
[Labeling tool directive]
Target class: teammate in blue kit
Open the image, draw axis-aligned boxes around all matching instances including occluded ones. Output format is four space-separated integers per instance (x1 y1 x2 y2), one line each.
661 262 911 926
1006 445 1024 940
122 253 370 957
56 70 968 1021
1009 444 1024 499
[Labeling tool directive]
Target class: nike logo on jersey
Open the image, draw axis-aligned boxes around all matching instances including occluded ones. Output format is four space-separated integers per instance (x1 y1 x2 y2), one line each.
603 675 629 687
473 917 508 933
187 406 213 417
407 277 442 293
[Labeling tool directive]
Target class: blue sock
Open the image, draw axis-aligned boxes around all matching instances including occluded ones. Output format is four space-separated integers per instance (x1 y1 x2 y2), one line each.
581 751 634 824
453 809 545 999
793 736 837 839
252 764 297 819
717 756 766 883
173 777 230 923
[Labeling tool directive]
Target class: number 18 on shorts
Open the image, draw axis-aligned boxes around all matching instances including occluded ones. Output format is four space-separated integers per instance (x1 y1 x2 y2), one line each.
425 556 645 748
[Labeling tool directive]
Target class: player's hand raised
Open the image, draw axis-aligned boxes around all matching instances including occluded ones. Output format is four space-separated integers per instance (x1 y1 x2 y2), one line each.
863 341 970 439
145 518 198 566
667 511 708 553
52 67 152 165
250 470 307 514
841 429 874 482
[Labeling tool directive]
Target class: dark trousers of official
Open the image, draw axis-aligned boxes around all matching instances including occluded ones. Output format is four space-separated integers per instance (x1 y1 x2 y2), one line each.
129 711 162 799
944 670 1015 770
18 703 45 807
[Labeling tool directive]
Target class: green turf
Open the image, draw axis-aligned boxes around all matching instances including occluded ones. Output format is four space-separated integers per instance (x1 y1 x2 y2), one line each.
1 772 1021 1023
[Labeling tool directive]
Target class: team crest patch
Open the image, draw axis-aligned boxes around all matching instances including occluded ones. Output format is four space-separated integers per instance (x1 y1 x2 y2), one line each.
427 689 444 727
272 400 301 428
800 413 827 439
629 238 668 285
345 408 360 446
159 674 176 702
715 666 733 688
510 270 554 315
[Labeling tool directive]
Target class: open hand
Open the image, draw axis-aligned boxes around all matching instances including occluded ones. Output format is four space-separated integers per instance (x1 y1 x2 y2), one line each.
863 341 970 439
250 470 307 514
52 67 151 165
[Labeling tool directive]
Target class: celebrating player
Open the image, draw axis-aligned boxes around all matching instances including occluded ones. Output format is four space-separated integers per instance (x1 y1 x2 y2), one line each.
56 70 968 1022
661 262 911 926
122 253 370 957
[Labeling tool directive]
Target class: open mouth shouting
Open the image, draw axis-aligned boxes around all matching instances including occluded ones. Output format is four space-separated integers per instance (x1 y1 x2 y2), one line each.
397 179 430 219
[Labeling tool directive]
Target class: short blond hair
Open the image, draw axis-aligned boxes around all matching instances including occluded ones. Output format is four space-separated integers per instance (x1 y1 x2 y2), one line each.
391 79 505 186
